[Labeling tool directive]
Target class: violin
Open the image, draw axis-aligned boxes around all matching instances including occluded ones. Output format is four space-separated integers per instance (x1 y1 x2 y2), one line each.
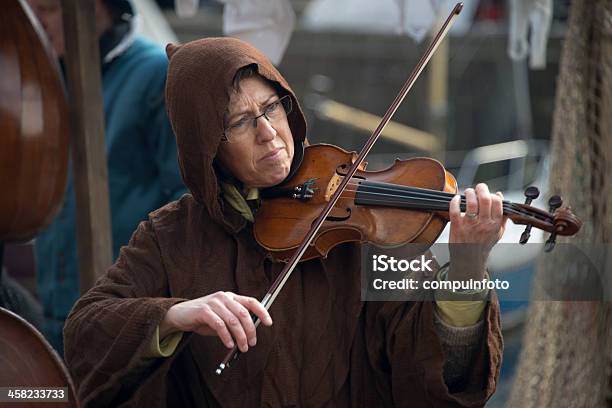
254 143 582 262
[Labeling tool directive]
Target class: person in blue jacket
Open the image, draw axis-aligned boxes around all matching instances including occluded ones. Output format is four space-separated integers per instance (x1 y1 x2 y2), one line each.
27 0 186 353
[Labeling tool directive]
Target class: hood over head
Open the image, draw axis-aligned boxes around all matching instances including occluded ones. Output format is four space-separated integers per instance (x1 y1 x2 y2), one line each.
165 37 307 229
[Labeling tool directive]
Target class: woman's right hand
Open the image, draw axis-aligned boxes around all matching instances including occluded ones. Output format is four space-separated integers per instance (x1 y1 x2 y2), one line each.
159 291 273 352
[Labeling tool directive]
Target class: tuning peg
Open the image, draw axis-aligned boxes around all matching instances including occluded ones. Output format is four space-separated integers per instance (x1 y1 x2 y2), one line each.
519 187 540 244
523 186 540 205
543 196 563 251
519 228 532 244
548 195 562 213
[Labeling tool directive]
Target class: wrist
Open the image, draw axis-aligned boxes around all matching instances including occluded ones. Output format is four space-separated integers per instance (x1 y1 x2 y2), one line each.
434 263 490 301
159 308 177 339
448 262 486 282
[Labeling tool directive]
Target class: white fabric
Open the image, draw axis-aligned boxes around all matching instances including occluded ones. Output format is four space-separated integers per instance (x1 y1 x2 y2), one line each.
508 0 553 69
218 0 295 65
131 0 178 46
301 0 478 41
396 0 479 39
393 0 442 42
174 0 199 18
173 0 295 65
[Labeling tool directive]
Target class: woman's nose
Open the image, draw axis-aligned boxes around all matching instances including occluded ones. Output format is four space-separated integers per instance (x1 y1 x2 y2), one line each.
254 115 277 142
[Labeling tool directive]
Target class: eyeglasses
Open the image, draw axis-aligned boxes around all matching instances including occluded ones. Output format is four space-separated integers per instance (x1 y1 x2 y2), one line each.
222 95 292 143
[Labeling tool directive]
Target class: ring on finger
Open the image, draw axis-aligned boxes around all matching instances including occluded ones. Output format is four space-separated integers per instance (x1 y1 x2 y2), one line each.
466 212 478 218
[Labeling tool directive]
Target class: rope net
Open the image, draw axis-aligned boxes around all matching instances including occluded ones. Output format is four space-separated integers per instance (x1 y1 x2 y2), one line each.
509 1 612 406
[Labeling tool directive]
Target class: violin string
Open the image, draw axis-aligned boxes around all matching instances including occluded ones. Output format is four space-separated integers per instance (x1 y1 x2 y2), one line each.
356 179 536 216
354 178 549 220
336 191 548 225
341 187 545 222
332 180 550 222
337 188 532 220
334 179 551 222
337 185 537 219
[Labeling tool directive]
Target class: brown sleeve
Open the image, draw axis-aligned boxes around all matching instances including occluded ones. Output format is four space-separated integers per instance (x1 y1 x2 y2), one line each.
63 220 188 407
433 311 486 389
365 292 503 407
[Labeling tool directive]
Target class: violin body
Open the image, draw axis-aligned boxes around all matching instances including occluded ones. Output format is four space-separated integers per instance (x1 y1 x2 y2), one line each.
254 144 458 261
0 0 69 242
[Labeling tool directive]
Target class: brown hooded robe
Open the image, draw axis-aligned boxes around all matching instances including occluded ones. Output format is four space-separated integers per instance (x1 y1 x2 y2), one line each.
64 38 502 407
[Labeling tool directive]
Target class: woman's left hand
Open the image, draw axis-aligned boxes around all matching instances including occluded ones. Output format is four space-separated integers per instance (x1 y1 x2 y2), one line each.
448 183 507 281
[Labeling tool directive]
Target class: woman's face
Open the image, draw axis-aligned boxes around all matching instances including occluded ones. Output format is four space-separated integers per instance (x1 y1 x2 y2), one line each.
216 76 295 189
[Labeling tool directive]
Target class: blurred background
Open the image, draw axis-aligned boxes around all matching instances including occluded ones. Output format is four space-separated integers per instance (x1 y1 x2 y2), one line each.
3 1 576 405
158 0 568 162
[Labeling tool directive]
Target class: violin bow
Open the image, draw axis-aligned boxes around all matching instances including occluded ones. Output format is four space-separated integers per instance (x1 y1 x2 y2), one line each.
216 2 465 375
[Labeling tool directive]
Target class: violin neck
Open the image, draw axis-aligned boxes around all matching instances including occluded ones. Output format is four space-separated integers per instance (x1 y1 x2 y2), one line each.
353 180 555 232
355 180 479 213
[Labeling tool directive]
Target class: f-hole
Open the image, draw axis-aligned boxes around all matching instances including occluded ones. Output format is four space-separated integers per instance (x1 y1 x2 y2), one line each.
319 207 352 222
336 163 365 179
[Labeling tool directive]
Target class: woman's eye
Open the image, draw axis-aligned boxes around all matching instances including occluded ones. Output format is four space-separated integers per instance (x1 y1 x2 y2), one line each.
231 117 249 129
266 101 281 114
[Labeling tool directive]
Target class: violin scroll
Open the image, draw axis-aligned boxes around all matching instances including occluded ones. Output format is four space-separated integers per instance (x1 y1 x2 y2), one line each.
514 187 582 250
544 205 582 251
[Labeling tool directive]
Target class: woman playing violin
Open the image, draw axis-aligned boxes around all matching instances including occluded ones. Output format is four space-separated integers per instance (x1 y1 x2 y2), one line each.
64 37 504 407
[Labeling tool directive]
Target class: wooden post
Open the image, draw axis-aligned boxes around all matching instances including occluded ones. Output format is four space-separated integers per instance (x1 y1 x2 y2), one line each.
61 0 113 293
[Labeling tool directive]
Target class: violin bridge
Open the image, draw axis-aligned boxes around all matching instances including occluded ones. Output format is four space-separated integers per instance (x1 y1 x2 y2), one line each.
325 174 343 202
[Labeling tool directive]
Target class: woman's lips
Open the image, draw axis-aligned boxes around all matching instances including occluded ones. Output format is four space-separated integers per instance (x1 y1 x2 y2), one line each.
260 147 283 161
